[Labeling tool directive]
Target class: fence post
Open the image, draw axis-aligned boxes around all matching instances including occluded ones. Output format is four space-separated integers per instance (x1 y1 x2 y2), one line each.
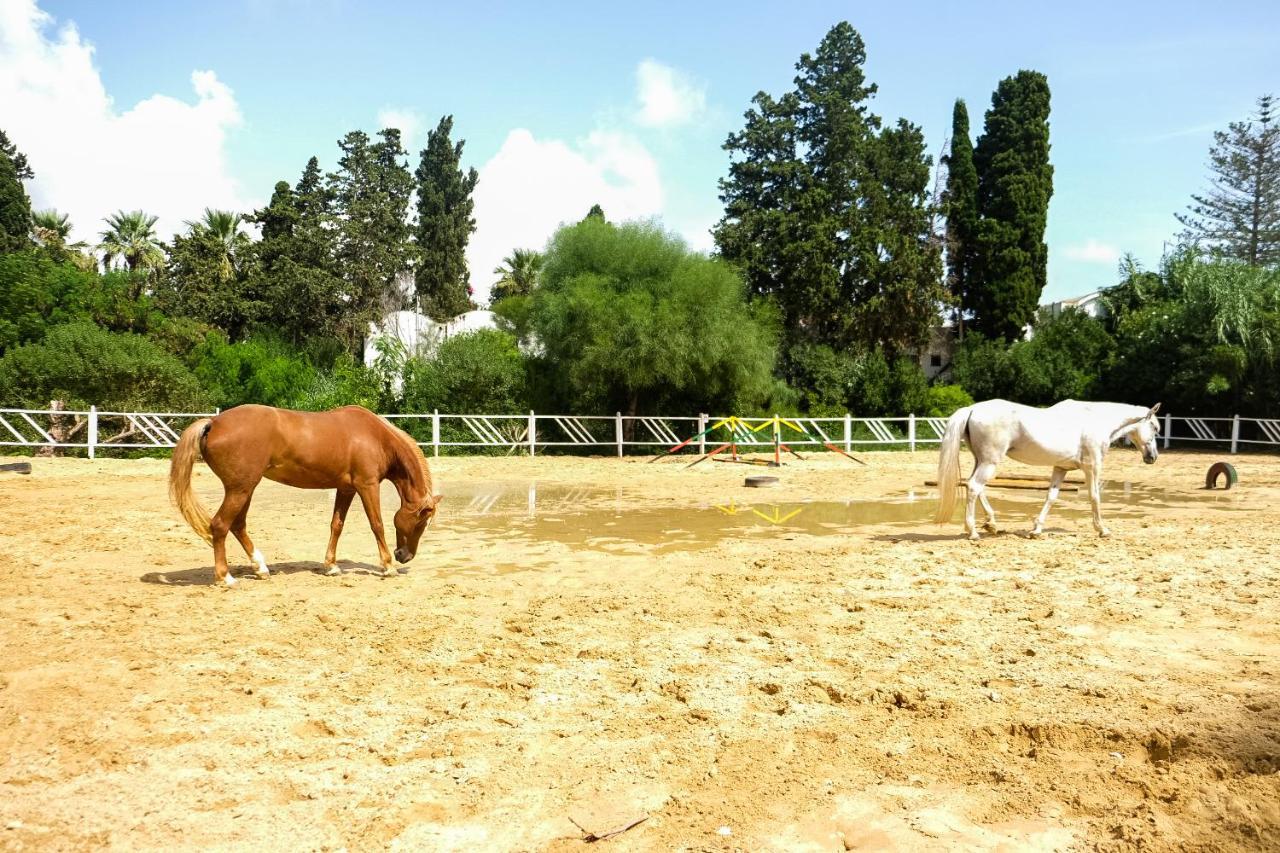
844 413 852 453
615 412 623 458
1231 414 1240 454
88 405 97 460
1163 413 1171 449
431 409 440 458
528 410 536 457
908 413 916 453
698 414 708 456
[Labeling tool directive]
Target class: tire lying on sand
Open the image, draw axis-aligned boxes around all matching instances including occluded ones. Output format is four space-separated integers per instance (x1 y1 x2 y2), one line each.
1205 461 1237 490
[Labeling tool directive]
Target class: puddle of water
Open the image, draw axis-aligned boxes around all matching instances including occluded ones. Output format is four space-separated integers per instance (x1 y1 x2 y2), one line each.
438 480 1246 554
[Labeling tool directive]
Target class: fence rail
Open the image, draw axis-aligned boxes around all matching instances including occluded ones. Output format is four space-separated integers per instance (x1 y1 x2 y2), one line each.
2 407 1277 457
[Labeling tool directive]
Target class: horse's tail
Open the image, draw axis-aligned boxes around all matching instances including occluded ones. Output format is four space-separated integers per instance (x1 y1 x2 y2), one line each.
169 418 213 544
934 406 971 524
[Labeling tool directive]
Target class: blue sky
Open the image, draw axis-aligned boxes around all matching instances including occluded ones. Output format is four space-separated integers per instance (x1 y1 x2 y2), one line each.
5 0 1278 302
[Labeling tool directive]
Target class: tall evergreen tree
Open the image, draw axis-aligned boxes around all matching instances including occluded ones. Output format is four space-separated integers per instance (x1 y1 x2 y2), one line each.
413 116 478 319
969 70 1054 341
583 204 606 222
715 21 945 355
1176 94 1280 267
246 164 348 346
0 130 34 182
943 99 978 337
0 152 33 254
329 129 415 329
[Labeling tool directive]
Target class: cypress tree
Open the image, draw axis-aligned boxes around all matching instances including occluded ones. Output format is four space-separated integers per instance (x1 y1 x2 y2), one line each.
329 129 415 326
1176 94 1280 267
970 70 1054 341
414 115 478 320
716 22 945 355
583 204 606 222
0 152 32 254
943 99 978 337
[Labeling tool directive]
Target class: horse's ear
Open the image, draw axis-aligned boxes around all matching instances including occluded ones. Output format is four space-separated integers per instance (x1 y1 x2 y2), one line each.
418 494 443 516
1149 402 1162 416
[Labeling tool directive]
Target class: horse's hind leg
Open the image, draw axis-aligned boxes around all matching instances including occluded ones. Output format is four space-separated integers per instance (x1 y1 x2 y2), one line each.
323 489 355 577
979 492 999 534
210 488 253 587
229 488 269 578
1030 467 1067 537
966 461 998 540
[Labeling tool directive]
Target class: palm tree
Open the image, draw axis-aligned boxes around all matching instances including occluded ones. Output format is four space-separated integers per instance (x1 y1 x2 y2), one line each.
99 210 165 274
32 209 96 270
32 209 71 247
185 207 248 279
491 249 542 302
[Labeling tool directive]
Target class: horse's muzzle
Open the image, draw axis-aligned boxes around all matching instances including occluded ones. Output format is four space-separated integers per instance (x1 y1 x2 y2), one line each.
1143 453 1157 465
394 547 412 564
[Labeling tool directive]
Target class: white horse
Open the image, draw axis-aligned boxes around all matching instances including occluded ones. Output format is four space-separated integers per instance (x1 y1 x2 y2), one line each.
935 399 1162 539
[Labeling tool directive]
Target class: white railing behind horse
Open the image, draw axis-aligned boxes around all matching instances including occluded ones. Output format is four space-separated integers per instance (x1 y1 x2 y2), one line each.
3 408 1279 457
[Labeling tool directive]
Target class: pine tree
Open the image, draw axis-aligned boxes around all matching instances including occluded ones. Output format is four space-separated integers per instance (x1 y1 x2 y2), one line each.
943 99 978 337
414 115 479 320
0 151 32 254
583 204 606 222
715 22 944 355
329 129 415 328
0 130 34 182
970 70 1054 341
1176 94 1280 267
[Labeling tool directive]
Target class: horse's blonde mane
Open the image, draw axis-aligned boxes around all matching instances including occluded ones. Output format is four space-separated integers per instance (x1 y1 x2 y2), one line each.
381 417 435 504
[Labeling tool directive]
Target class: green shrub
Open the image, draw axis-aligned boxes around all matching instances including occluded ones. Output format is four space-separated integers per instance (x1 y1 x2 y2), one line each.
0 321 209 410
402 329 527 415
191 333 316 409
925 384 973 417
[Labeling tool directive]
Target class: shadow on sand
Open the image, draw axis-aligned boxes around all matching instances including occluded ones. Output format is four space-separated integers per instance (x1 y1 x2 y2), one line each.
139 559 407 586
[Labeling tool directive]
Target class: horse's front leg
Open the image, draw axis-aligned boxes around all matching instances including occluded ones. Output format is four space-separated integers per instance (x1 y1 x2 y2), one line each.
323 488 356 577
1030 467 1067 537
1083 463 1109 537
355 484 397 577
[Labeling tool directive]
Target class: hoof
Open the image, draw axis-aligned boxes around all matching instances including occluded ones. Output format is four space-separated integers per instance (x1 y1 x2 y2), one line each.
967 532 981 542
380 568 397 578
1029 528 1043 539
223 573 238 587
983 523 998 534
1097 529 1111 539
323 564 341 577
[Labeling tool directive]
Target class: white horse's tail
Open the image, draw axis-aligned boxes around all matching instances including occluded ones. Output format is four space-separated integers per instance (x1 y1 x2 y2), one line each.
934 406 971 524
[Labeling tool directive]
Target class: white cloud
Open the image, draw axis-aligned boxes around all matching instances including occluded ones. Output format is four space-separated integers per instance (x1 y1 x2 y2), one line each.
1062 239 1121 264
467 128 663 304
377 107 425 152
634 59 706 128
0 0 249 244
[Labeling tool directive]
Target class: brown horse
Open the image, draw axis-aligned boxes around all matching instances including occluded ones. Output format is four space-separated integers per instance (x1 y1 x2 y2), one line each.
168 404 440 586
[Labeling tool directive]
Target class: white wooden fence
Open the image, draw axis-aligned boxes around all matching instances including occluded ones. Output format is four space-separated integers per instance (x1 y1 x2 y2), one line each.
1 407 1277 458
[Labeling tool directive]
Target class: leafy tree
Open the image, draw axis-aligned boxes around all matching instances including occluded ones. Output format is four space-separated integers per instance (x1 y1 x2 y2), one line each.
293 353 384 412
491 249 542 301
970 70 1054 341
1176 94 1280 266
99 210 165 280
0 130 33 181
0 321 208 410
583 204 606 222
943 99 978 337
715 21 945 356
246 168 348 346
926 384 973 417
402 329 527 414
329 129 415 328
530 218 778 415
0 149 32 254
161 224 261 340
0 252 160 353
414 115 479 319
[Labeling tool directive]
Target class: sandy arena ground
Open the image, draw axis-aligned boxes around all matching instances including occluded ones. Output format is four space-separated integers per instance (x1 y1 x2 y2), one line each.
1 448 1278 851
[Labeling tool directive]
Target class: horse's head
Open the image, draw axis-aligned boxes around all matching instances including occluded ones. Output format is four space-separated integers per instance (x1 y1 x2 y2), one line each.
393 494 442 563
1126 403 1162 464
